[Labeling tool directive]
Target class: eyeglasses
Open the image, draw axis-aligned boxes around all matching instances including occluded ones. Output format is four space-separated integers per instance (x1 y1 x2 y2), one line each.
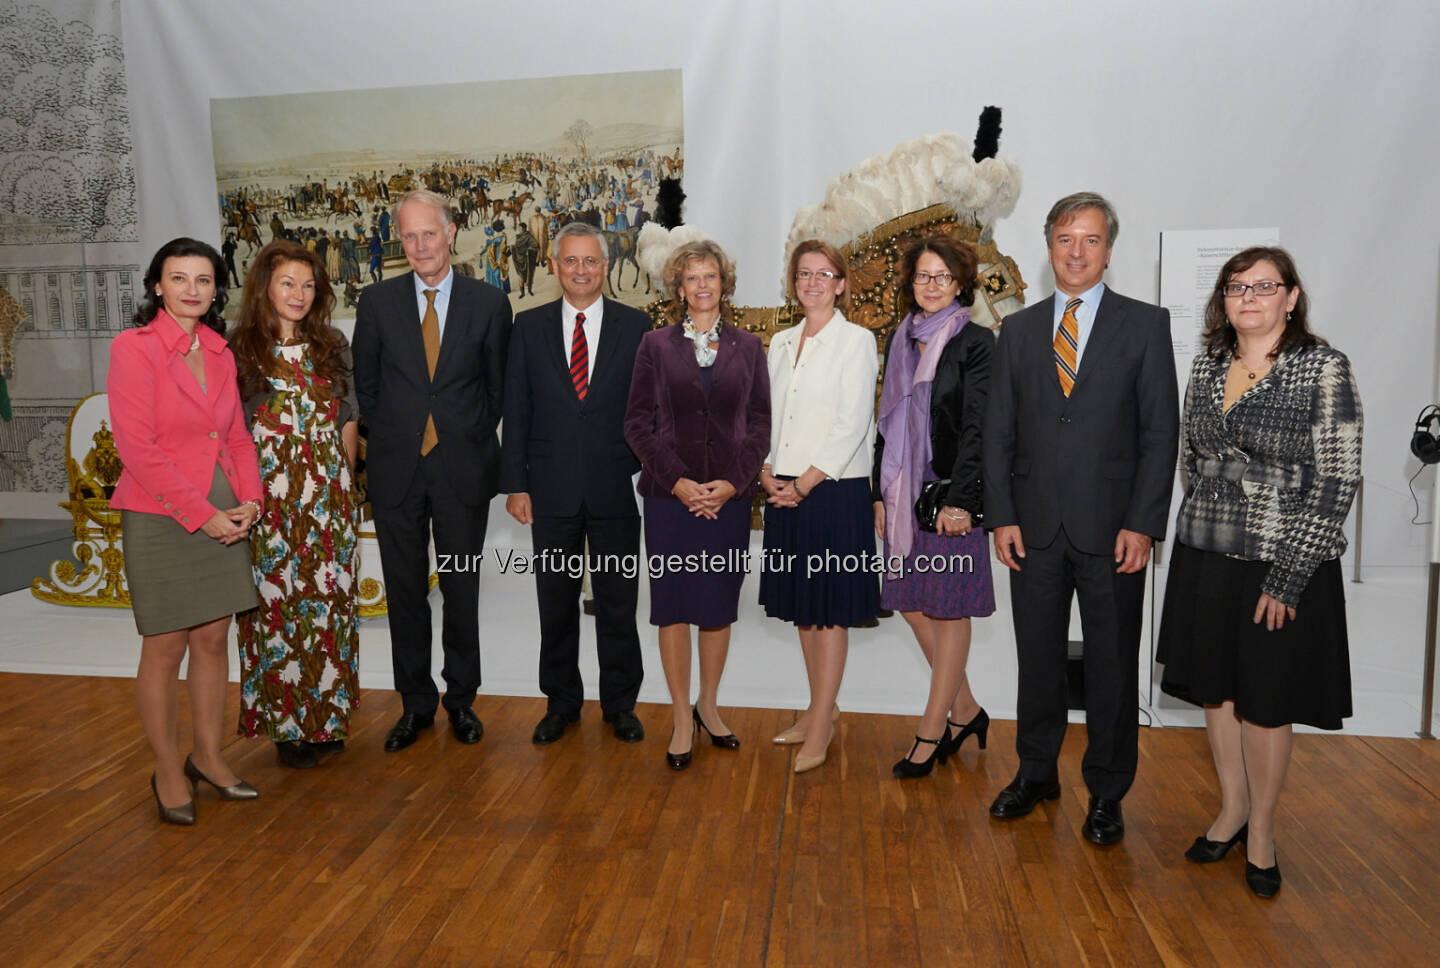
1223 281 1284 297
914 271 954 286
795 269 837 282
560 256 603 269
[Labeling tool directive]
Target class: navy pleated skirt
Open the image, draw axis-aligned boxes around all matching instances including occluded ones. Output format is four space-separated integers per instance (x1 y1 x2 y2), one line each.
758 476 879 629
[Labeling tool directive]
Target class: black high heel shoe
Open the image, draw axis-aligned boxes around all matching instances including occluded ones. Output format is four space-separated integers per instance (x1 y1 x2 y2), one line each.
666 725 695 771
150 773 196 826
943 708 989 756
892 735 947 778
1185 823 1248 863
1246 854 1282 898
693 706 740 749
184 754 260 801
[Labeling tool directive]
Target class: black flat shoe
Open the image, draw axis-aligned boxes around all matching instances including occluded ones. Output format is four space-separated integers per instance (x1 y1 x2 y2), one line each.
1246 858 1282 898
307 738 345 755
892 735 946 778
943 709 990 755
1185 823 1248 863
150 773 195 826
184 755 259 800
1081 796 1125 845
384 712 434 752
693 706 739 749
989 775 1061 818
667 725 695 771
449 706 484 744
603 709 645 743
275 740 319 770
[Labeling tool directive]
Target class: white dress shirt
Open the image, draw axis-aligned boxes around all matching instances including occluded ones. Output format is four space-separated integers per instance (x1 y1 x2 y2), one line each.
561 297 603 382
1050 281 1106 367
412 266 455 340
766 309 878 479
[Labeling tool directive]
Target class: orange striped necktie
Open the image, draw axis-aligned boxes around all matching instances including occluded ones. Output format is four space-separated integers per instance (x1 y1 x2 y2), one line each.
420 288 439 455
1054 297 1080 396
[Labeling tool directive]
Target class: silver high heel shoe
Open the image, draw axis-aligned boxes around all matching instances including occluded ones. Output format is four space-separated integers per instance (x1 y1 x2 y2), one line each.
184 754 259 801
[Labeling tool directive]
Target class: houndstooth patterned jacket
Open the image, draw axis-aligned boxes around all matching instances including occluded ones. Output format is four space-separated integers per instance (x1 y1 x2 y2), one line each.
1175 343 1362 606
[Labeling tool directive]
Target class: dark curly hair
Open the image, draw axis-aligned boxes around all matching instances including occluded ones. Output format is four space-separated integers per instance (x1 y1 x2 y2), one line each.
133 237 228 335
897 234 977 314
230 240 347 404
1202 246 1324 360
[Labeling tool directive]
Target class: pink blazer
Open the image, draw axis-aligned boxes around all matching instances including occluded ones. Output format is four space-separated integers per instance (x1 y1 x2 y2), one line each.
107 310 263 532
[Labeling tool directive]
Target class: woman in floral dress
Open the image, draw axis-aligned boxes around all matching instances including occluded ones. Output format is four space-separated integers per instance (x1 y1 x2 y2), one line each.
232 240 360 770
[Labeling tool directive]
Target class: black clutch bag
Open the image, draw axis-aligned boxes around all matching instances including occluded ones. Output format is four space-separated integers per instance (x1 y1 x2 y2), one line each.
914 479 951 532
914 480 983 532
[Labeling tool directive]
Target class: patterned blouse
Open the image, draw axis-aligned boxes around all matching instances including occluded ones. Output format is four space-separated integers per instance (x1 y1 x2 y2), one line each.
1175 343 1362 606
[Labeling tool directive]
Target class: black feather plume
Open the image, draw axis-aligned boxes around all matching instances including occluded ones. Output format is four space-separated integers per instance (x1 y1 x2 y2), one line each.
972 107 1002 162
656 178 685 229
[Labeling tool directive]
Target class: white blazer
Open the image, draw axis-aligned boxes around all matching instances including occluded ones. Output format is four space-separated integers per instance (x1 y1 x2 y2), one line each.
765 310 878 480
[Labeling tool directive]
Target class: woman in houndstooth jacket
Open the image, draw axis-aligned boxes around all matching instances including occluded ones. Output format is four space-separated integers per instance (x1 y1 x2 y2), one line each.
1157 246 1362 899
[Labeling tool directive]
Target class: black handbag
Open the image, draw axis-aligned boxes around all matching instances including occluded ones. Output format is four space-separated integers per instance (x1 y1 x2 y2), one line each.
914 479 950 532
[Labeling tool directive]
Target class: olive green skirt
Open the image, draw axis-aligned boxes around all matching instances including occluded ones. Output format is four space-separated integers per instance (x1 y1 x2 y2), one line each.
122 466 259 635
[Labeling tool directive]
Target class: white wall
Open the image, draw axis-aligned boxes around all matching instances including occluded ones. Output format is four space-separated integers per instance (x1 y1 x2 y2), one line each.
106 0 1440 715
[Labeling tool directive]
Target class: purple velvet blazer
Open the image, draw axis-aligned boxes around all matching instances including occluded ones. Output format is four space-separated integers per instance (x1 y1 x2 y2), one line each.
624 322 771 500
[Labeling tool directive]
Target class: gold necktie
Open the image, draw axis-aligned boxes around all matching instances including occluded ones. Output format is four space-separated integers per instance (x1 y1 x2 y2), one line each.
1054 297 1080 396
420 288 439 455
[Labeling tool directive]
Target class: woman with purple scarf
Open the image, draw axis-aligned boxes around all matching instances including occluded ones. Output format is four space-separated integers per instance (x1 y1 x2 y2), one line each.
873 235 997 779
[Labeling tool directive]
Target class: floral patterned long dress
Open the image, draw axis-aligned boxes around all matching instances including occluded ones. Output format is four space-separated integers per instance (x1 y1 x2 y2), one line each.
237 336 359 742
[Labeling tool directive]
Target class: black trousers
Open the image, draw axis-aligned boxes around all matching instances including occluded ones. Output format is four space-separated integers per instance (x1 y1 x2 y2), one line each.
1009 528 1146 800
531 506 642 716
371 448 488 717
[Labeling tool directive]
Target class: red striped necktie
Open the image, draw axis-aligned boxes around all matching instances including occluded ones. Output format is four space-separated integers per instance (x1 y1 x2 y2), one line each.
570 311 589 400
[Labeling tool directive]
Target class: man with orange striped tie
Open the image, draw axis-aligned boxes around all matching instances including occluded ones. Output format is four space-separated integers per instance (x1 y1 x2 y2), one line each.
982 192 1178 845
501 221 651 747
354 190 513 753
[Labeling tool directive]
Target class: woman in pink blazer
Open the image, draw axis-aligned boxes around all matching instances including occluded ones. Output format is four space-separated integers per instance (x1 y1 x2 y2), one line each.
108 238 264 825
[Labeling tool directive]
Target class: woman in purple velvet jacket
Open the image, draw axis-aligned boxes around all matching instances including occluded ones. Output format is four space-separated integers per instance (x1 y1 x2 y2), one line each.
624 239 771 770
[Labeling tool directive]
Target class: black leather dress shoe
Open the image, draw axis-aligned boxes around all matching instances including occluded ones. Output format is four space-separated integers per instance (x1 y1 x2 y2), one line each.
532 710 580 745
1081 796 1125 845
989 775 1061 818
449 706 484 744
603 709 645 743
383 712 434 752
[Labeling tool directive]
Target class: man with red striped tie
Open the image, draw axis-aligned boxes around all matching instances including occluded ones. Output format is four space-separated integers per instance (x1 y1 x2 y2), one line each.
982 192 1178 844
501 221 651 745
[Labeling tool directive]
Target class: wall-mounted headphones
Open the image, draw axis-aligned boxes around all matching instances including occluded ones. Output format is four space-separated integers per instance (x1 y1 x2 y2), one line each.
1413 405 1440 465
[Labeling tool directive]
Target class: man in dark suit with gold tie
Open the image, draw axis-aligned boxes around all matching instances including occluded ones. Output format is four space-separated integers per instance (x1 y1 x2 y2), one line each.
983 192 1179 843
353 190 513 752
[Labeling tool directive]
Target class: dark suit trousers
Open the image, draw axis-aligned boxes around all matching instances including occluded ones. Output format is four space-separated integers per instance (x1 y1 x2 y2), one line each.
531 506 642 716
371 448 487 716
1009 528 1145 800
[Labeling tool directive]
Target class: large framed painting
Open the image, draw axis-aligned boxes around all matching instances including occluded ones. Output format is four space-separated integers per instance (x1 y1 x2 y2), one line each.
211 69 683 318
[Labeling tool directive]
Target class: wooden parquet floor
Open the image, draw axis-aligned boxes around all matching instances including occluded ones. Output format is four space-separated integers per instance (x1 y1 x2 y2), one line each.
0 673 1436 967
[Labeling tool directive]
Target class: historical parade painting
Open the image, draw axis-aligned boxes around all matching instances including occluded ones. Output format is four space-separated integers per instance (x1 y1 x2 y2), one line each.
211 69 683 316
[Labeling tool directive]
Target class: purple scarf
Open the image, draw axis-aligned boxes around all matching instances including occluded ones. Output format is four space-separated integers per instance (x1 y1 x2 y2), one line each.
877 301 968 569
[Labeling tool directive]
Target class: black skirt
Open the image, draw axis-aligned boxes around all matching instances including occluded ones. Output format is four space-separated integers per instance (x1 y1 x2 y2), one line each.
758 476 879 629
1156 541 1352 729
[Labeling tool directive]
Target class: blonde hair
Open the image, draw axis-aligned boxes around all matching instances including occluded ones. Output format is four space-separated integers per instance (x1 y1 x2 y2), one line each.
662 240 737 325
